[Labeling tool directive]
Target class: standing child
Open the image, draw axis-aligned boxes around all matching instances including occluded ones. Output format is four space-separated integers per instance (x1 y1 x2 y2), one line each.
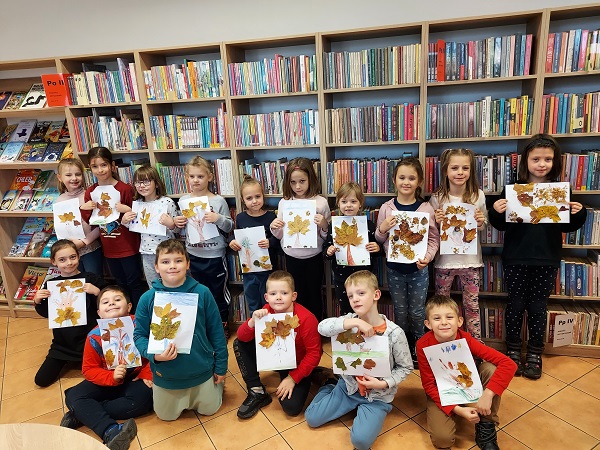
61 285 153 450
375 157 440 363
229 175 278 315
270 157 331 321
80 147 146 310
133 239 228 421
323 182 380 314
429 148 487 341
488 134 586 379
173 156 233 336
33 239 107 387
305 270 413 450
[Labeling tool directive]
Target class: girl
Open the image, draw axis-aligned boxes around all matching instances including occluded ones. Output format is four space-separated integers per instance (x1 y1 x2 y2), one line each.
55 158 102 274
489 134 586 379
80 147 146 311
375 157 439 363
33 239 107 387
121 165 179 288
229 175 278 315
429 148 487 341
323 182 380 314
270 157 331 321
173 156 233 335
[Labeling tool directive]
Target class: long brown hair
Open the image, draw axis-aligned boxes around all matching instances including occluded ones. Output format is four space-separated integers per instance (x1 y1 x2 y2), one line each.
435 148 480 204
392 157 424 201
518 133 562 182
282 157 321 199
87 146 119 180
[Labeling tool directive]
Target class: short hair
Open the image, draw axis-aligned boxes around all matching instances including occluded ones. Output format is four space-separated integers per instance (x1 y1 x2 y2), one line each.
336 182 364 208
57 158 87 194
97 285 130 308
282 157 321 199
133 165 167 200
50 239 78 261
266 270 295 291
425 295 461 319
518 133 562 182
155 239 189 265
344 270 379 292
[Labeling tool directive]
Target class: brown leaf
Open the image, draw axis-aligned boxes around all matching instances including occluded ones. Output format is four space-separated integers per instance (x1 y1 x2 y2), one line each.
363 359 376 370
259 331 276 349
333 218 363 247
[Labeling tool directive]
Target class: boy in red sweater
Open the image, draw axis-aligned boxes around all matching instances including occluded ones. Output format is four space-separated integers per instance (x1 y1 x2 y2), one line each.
234 270 322 418
417 295 517 450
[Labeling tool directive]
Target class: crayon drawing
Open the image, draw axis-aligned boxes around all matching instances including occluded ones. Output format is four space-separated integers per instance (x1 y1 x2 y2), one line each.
332 216 370 266
439 203 478 255
234 226 272 273
47 278 87 329
97 316 142 369
281 199 317 249
331 330 390 377
506 182 570 224
386 211 429 263
255 313 299 371
178 196 219 244
129 200 168 236
90 185 121 225
148 292 198 354
53 197 86 240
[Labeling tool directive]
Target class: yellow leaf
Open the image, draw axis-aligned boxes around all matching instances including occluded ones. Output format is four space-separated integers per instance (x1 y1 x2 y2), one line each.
334 217 363 247
283 314 300 329
259 331 276 349
140 208 151 228
105 349 115 367
287 214 310 236
59 211 75 223
100 192 112 201
108 318 124 330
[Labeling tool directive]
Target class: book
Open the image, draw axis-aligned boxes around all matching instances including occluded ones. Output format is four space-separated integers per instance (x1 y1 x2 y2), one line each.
14 266 48 302
0 142 23 162
44 120 66 142
9 169 41 191
28 143 48 162
0 91 12 110
19 83 47 109
10 119 37 142
36 189 60 211
42 142 66 161
25 230 53 257
0 124 17 143
10 190 34 212
28 190 47 212
0 190 19 211
32 170 55 191
7 233 34 257
42 265 61 284
40 74 72 107
16 143 33 162
40 235 58 258
3 91 26 110
28 121 52 143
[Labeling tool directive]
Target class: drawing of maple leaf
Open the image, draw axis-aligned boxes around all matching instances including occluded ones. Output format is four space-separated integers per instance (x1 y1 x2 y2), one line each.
363 359 376 370
154 302 181 320
54 307 81 326
105 348 115 367
287 214 310 236
349 358 362 368
283 314 299 329
150 316 180 340
140 208 151 227
275 320 291 338
59 211 75 222
336 329 365 346
108 318 124 330
335 356 347 371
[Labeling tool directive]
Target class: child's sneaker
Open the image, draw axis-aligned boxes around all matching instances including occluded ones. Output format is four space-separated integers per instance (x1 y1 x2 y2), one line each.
59 410 82 429
103 418 137 450
475 421 500 450
237 388 272 419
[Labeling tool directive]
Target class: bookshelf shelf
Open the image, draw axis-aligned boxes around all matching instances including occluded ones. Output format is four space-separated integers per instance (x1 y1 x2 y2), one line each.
543 70 600 79
235 144 320 151
572 191 600 195
0 212 53 218
230 91 317 100
78 150 150 156
323 84 421 94
0 162 59 170
549 132 600 139
3 257 50 264
146 97 226 105
324 140 418 147
426 75 537 87
425 135 533 144
69 102 143 109
153 147 232 154
0 107 66 119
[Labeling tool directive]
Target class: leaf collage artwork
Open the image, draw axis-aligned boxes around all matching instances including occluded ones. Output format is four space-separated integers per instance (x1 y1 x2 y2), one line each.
178 196 219 244
281 199 317 249
129 200 168 236
98 316 142 369
332 216 370 266
505 182 570 224
234 226 272 273
53 197 86 240
47 278 87 329
439 203 478 255
386 211 430 263
331 329 391 377
255 313 299 371
89 185 121 225
148 292 198 354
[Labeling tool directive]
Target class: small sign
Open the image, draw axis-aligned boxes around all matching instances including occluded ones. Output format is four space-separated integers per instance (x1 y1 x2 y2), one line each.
553 314 575 347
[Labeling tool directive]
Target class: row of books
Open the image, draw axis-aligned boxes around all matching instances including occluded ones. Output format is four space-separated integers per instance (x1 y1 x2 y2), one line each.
545 29 600 74
560 151 600 191
238 158 321 196
14 265 60 305
322 44 421 89
0 169 60 213
426 95 534 139
480 301 505 340
0 84 48 110
479 224 505 245
427 34 533 83
563 208 600 246
558 251 600 298
0 141 70 164
8 217 56 258
540 92 600 135
0 119 70 144
547 302 600 346
232 109 319 147
143 59 224 101
324 103 420 144
82 158 148 187
324 158 403 195
227 54 317 96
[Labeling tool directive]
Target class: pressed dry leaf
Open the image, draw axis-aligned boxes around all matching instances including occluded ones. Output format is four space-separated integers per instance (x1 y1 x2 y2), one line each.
59 211 75 222
335 356 347 371
287 214 310 236
363 359 376 370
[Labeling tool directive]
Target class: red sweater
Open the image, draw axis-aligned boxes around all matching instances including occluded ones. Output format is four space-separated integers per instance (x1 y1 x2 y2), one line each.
417 329 517 416
237 303 322 383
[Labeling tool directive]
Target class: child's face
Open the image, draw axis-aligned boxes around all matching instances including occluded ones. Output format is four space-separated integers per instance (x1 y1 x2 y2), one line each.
51 247 80 277
187 166 212 194
446 155 471 188
89 157 115 183
394 165 420 199
134 178 157 200
154 251 190 288
97 290 131 319
58 164 83 192
289 170 308 198
264 280 296 313
338 192 361 216
242 183 264 214
346 282 380 316
527 146 554 183
424 305 464 343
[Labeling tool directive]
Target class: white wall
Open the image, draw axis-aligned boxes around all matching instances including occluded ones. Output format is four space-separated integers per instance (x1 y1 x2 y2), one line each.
0 0 582 61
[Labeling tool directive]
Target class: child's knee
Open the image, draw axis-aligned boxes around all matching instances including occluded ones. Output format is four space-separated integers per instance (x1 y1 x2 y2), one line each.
350 431 374 450
430 429 455 449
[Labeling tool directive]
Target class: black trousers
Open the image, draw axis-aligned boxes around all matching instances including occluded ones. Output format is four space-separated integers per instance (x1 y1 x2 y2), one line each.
189 255 231 323
106 254 147 313
285 253 325 321
35 357 69 387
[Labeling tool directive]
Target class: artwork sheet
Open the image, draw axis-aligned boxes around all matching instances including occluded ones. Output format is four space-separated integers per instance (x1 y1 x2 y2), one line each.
439 203 478 255
386 211 430 263
97 316 142 369
53 198 86 240
233 226 272 273
89 185 121 225
129 200 168 236
281 199 317 249
422 338 483 406
331 330 391 377
47 278 87 329
255 313 298 371
148 292 198 354
505 182 570 224
178 196 219 244
332 216 370 266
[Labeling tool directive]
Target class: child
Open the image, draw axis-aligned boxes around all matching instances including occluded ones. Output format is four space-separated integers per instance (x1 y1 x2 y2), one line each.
270 157 331 321
133 239 228 421
417 295 517 450
55 158 102 274
61 285 153 450
121 165 179 288
80 147 146 310
375 157 440 363
305 270 413 450
323 182 380 314
234 270 321 418
488 134 586 379
229 175 278 315
33 239 107 387
429 149 487 341
173 156 233 336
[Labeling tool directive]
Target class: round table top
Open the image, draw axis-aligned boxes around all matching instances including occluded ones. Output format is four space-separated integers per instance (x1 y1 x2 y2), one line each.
0 423 107 450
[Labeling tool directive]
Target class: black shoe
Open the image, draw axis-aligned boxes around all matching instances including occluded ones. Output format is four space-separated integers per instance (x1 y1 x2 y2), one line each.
237 389 272 419
310 366 338 387
104 418 137 450
59 410 83 429
506 349 523 376
411 348 419 370
475 421 500 450
522 352 542 379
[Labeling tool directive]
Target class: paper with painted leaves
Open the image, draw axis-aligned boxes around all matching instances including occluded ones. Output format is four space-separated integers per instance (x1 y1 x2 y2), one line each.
332 215 370 266
129 200 168 236
178 196 219 244
234 226 272 273
439 203 478 255
97 316 142 369
47 278 87 329
89 185 121 225
53 198 86 240
255 313 298 371
422 338 483 406
148 292 198 354
505 182 570 224
386 211 429 263
331 330 390 377
281 199 317 249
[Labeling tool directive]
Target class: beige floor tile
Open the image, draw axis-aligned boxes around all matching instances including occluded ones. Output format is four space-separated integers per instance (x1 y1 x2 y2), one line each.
497 389 535 428
248 434 292 450
281 419 350 449
2 365 44 399
7 317 47 337
6 328 53 355
322 340 332 356
136 410 200 448
204 409 277 450
496 430 530 449
542 354 596 383
226 330 237 349
24 408 65 425
3 343 49 375
411 411 474 450
260 393 309 432
213 374 251 420
577 357 600 366
0 383 63 423
571 367 600 399
371 418 433 449
540 386 600 439
318 352 332 368
0 322 7 339
227 346 240 375
506 374 566 404
340 404 409 436
391 372 427 417
144 424 215 449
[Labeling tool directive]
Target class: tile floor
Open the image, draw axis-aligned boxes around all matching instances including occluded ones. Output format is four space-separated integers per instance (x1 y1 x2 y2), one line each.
0 316 599 449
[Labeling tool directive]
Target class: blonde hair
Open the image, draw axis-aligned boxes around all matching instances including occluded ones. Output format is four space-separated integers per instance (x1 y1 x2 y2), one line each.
267 270 295 292
282 157 321 199
344 270 379 292
57 158 87 194
424 295 461 319
336 182 364 210
133 165 166 200
435 148 480 204
185 156 213 176
240 175 265 209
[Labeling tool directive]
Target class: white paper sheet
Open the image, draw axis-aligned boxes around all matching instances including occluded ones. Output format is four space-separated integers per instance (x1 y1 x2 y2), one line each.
47 278 88 329
148 292 198 354
89 185 121 225
129 200 168 236
506 182 570 224
386 211 430 263
97 316 142 369
178 196 219 244
439 203 478 255
255 313 298 371
332 215 370 266
234 226 272 273
53 198 86 240
331 331 391 377
281 199 317 249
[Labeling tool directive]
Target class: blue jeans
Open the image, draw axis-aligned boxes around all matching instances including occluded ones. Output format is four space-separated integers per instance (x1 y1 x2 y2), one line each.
78 247 103 275
242 271 269 315
386 266 429 342
305 379 392 450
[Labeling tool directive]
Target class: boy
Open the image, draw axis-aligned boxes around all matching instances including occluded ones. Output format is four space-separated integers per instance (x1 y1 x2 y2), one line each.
417 295 517 450
234 270 322 418
305 270 413 450
61 286 153 450
133 239 228 421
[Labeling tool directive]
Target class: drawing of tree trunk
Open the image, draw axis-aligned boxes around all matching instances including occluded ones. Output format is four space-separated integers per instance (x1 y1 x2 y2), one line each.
241 237 253 269
334 218 363 266
287 214 310 247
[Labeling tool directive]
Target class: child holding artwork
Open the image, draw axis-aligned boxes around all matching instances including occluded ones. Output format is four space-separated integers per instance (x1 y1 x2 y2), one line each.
488 134 586 379
417 295 517 450
234 270 321 418
133 239 228 421
33 239 108 387
323 182 380 314
429 149 487 341
375 157 440 364
229 175 278 315
61 285 152 450
305 270 413 450
270 157 331 321
173 156 233 336
80 147 146 310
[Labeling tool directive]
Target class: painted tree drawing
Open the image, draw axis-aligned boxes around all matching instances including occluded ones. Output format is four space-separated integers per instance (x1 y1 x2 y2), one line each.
281 199 317 248
332 216 370 266
255 313 299 371
130 200 168 236
331 330 390 377
148 292 198 354
53 197 86 240
233 226 272 273
178 196 219 244
98 316 141 369
47 278 87 329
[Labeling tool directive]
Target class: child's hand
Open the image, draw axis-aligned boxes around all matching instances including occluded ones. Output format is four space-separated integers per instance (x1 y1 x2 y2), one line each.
416 257 430 270
276 375 295 400
133 376 153 388
229 239 242 251
248 308 269 328
159 213 176 230
83 283 100 296
80 200 96 211
453 405 480 423
314 213 328 232
174 215 187 228
475 389 495 416
69 237 86 249
434 209 445 224
113 364 127 382
365 242 380 253
345 318 374 337
257 238 270 249
204 211 219 223
326 245 337 257
33 289 51 305
121 211 137 225
155 343 177 361
378 215 396 234
213 373 225 384
475 208 485 227
115 202 132 214
493 199 507 214
356 375 388 390
270 218 285 230
569 201 583 214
